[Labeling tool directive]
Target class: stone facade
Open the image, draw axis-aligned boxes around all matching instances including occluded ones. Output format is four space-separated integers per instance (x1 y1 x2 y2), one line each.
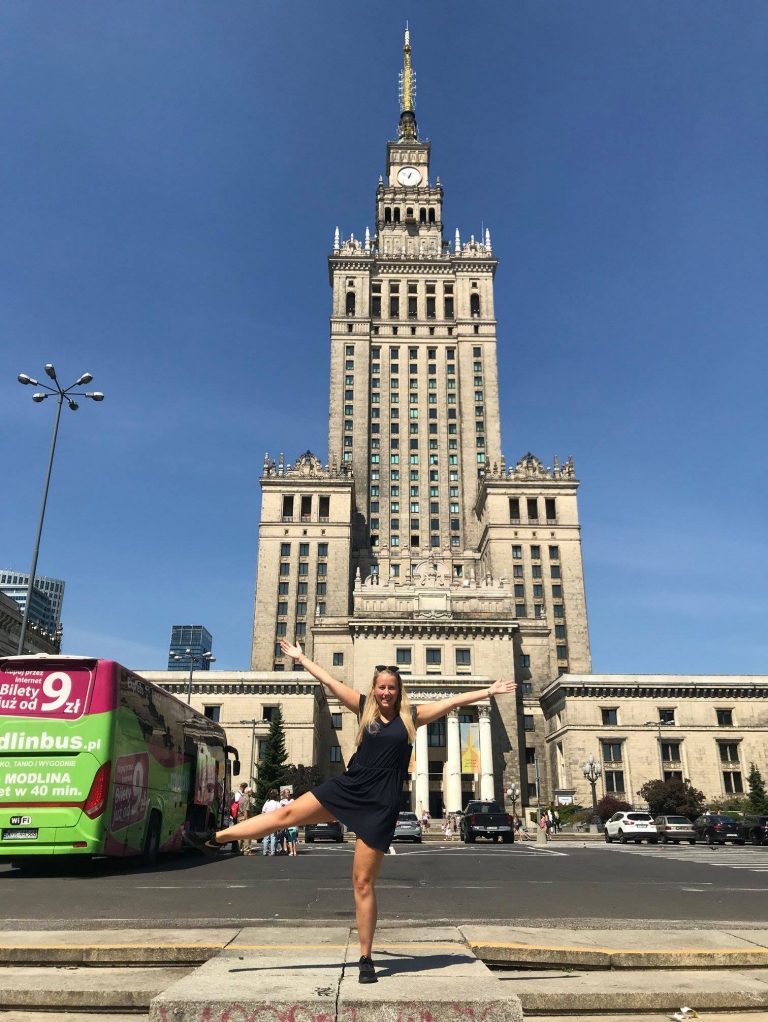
247 35 591 813
541 674 768 808
0 592 61 658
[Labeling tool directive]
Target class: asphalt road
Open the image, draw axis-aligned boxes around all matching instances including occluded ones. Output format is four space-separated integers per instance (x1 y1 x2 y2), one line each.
2 841 768 928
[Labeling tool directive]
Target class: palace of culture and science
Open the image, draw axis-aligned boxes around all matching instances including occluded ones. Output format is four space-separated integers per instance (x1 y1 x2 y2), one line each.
146 33 768 817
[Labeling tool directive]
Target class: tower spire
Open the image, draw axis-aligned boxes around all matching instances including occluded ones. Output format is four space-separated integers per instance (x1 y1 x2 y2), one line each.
397 25 418 140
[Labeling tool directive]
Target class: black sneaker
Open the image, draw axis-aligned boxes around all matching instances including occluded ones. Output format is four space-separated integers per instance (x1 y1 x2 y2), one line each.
358 955 377 984
182 831 221 861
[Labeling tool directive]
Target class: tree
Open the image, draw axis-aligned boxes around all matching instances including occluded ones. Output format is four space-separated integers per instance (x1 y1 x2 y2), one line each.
254 706 288 811
281 763 324 800
748 764 768 815
637 778 705 821
595 795 631 823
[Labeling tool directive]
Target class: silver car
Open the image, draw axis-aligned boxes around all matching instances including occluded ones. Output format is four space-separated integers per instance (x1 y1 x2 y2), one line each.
654 814 697 844
393 811 422 843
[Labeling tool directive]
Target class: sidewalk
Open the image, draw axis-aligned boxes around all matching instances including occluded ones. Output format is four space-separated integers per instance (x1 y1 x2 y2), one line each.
2 924 768 1017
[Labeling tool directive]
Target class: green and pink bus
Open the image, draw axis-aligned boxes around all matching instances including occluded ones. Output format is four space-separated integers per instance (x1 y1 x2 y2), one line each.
0 655 240 864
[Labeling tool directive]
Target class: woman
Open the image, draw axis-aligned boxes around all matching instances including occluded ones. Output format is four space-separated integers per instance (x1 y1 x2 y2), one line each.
184 640 516 984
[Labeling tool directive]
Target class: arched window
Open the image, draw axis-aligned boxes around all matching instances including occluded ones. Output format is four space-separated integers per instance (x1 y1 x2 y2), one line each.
384 207 392 223
394 208 401 223
419 208 427 224
346 292 356 316
470 293 480 317
406 207 414 219
428 208 436 223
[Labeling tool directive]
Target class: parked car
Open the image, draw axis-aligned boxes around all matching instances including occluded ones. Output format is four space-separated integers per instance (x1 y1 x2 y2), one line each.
604 811 658 844
742 815 768 846
692 814 745 846
304 821 344 843
654 814 697 844
393 812 422 843
460 801 514 843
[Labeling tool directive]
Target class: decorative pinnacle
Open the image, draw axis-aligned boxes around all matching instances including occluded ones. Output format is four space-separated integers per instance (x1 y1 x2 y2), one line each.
397 25 418 140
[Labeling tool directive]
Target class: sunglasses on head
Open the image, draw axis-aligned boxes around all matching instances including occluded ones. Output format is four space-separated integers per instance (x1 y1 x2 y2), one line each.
375 665 401 675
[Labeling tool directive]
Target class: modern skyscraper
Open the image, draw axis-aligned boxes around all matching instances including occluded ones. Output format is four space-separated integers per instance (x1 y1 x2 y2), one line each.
168 625 213 671
251 32 592 811
0 570 65 634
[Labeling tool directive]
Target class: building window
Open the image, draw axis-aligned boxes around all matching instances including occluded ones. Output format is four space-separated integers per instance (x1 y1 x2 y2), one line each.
524 714 535 732
280 543 291 556
525 747 536 765
274 643 283 658
455 648 471 669
316 582 326 596
396 648 412 666
278 582 289 595
262 706 278 723
509 497 520 522
662 742 681 762
515 604 526 617
719 742 740 763
203 706 220 722
513 565 523 579
427 718 446 747
556 645 568 661
550 565 561 579
723 771 744 793
602 742 622 762
512 545 522 559
276 622 287 636
298 562 309 576
658 708 675 724
716 708 733 726
519 654 530 668
317 562 327 576
549 545 560 559
299 543 309 556
331 712 343 730
514 584 525 599
333 652 344 666
470 293 480 317
330 746 342 763
605 770 625 793
426 648 442 667
277 602 288 616
258 740 268 762
295 621 306 636
545 498 556 521
601 708 618 726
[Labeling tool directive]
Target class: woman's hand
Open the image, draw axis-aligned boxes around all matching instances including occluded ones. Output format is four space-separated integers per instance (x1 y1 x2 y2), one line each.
280 640 303 660
489 678 517 697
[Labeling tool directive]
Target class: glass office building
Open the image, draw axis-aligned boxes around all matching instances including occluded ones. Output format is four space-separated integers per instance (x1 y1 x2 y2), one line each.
168 625 213 671
0 570 64 633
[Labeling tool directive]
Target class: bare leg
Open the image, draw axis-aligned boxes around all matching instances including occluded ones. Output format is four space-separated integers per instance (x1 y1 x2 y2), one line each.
352 838 385 958
215 792 335 844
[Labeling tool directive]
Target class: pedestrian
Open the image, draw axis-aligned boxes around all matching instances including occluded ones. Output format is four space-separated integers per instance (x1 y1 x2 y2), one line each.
421 808 431 832
540 812 550 841
185 640 517 985
279 788 294 855
260 789 281 855
239 787 256 854
554 809 561 834
443 819 452 841
286 824 299 856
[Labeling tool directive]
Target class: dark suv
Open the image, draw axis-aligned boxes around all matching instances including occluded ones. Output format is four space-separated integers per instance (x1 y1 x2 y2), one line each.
742 815 768 846
693 814 745 846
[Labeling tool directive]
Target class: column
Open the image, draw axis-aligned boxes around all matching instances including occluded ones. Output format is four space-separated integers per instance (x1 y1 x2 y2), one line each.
415 715 430 818
479 704 495 801
446 710 462 813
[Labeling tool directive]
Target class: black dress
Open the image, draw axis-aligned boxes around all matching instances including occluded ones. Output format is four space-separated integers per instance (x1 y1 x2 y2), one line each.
311 694 413 852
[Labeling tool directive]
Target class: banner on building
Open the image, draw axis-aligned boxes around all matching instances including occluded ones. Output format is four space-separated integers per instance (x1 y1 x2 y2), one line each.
460 723 480 774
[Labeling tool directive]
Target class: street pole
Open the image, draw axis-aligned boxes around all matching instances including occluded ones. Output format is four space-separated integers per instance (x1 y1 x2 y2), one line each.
16 366 104 656
534 756 546 843
18 393 63 654
187 660 194 704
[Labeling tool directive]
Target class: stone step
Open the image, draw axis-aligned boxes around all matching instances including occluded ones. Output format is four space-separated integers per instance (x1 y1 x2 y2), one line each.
0 929 238 966
494 967 768 1013
0 966 192 1012
0 1014 147 1021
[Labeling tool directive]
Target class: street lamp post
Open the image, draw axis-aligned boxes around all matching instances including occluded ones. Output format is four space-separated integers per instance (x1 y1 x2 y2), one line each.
168 648 216 703
240 719 258 786
505 784 520 818
582 754 603 832
16 365 104 655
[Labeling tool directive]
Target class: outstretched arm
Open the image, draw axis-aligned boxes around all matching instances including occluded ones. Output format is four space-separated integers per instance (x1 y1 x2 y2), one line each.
280 640 361 715
414 679 516 727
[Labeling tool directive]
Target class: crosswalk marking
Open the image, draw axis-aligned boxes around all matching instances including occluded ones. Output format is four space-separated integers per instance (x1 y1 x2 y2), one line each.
607 843 768 875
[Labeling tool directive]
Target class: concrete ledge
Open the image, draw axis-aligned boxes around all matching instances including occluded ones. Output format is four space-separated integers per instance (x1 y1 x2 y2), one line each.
495 967 768 1012
0 966 192 1011
462 925 768 970
0 927 239 965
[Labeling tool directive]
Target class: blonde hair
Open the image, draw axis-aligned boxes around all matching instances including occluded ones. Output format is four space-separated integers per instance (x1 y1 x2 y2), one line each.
355 669 417 746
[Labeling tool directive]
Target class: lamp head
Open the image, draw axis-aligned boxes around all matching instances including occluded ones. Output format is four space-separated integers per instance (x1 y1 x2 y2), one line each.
18 374 35 385
32 393 47 403
86 392 105 401
76 373 93 386
44 364 57 380
67 399 79 411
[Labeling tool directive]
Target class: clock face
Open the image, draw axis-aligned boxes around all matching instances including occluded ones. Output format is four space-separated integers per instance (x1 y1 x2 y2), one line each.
397 166 421 187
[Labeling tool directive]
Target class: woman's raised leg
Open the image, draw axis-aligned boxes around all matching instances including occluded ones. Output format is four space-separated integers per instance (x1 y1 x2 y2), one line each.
352 838 385 958
215 792 335 844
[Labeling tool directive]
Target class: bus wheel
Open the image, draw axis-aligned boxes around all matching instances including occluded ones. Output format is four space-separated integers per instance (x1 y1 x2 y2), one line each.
141 812 162 866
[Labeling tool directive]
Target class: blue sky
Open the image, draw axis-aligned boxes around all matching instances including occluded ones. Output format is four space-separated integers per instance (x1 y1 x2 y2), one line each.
1 2 766 674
